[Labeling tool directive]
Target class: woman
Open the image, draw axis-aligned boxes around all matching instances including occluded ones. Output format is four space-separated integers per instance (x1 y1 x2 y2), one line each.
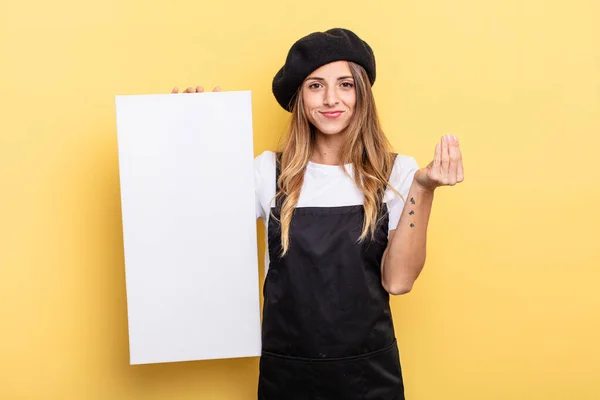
174 28 464 400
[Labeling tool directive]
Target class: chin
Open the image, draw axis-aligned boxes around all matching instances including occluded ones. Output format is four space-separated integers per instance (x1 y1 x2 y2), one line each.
316 128 343 135
313 122 351 136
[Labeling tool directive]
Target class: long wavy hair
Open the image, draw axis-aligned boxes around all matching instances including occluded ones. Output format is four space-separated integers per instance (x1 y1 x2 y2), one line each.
274 61 401 256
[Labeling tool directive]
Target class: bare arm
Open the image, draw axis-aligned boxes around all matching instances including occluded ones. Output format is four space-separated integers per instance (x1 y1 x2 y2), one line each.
381 183 434 294
381 134 464 295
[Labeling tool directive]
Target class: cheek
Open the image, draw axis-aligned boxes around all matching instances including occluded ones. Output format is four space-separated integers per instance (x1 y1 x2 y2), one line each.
343 91 357 111
302 103 315 125
302 93 319 120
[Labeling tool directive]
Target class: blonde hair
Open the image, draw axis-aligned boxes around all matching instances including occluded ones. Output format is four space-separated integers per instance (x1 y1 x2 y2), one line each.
274 61 401 255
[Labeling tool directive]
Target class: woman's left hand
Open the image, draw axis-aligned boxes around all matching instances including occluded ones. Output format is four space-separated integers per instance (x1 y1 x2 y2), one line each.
414 134 465 192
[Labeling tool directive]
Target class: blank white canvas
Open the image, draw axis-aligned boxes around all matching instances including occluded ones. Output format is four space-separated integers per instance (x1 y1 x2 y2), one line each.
115 91 261 365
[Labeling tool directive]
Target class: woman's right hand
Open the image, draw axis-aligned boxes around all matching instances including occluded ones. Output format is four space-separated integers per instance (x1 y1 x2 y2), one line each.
171 86 221 94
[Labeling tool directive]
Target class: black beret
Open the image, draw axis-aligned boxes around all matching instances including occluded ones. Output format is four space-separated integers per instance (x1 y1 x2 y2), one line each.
272 28 376 111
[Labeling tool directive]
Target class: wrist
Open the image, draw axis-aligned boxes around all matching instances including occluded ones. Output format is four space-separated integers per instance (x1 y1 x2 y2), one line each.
413 170 436 196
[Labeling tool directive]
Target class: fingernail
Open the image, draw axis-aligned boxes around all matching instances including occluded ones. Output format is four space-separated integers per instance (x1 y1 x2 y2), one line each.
453 135 458 142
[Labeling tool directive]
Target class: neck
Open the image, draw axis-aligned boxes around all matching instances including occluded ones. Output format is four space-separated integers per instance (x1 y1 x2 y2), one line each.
310 130 346 165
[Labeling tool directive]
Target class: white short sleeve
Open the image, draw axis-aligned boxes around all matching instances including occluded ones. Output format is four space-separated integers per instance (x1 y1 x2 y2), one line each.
254 151 277 221
385 155 419 232
254 157 264 220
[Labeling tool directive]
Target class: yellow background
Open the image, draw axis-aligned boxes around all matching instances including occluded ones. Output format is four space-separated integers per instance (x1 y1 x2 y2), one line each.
1 0 599 398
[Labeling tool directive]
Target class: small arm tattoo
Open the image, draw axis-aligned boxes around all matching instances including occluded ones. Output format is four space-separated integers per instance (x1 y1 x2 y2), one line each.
410 223 415 228
409 210 415 215
410 197 415 205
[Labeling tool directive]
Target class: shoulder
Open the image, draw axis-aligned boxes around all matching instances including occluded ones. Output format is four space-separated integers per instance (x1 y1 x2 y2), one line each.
390 153 419 181
255 150 276 164
254 150 277 179
255 150 277 162
384 153 419 202
392 153 419 167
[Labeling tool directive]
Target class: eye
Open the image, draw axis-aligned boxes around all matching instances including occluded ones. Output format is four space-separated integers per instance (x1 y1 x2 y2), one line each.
307 82 322 89
341 81 354 89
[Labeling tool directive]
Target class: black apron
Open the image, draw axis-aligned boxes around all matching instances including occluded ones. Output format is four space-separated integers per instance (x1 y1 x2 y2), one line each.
258 154 405 400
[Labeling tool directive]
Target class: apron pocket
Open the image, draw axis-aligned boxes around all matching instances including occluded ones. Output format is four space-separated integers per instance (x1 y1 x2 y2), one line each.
258 351 314 400
355 339 404 400
259 340 404 400
311 339 404 400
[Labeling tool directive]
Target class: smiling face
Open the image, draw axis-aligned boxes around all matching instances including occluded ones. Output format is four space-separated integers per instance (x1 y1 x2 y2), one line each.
301 61 357 136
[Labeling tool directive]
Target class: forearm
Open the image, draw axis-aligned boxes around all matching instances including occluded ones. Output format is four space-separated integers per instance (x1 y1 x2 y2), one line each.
382 181 434 295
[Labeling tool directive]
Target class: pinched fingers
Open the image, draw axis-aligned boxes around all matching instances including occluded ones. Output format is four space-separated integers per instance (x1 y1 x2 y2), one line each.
440 134 451 184
421 134 464 190
455 138 464 183
447 135 460 185
430 141 442 182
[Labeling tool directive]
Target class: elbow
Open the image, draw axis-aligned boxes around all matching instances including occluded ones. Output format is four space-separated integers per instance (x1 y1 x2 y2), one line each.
382 280 414 296
381 256 424 295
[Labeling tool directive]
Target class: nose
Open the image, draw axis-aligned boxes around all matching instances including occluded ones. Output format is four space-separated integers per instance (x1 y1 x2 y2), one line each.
323 87 339 107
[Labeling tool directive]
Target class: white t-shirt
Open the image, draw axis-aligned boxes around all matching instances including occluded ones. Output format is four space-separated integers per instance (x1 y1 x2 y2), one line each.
254 151 419 275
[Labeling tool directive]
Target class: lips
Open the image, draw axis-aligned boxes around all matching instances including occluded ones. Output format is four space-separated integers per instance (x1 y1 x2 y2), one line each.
320 111 344 119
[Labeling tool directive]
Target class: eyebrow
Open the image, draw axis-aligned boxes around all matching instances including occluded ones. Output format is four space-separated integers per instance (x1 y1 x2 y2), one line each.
305 76 354 81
